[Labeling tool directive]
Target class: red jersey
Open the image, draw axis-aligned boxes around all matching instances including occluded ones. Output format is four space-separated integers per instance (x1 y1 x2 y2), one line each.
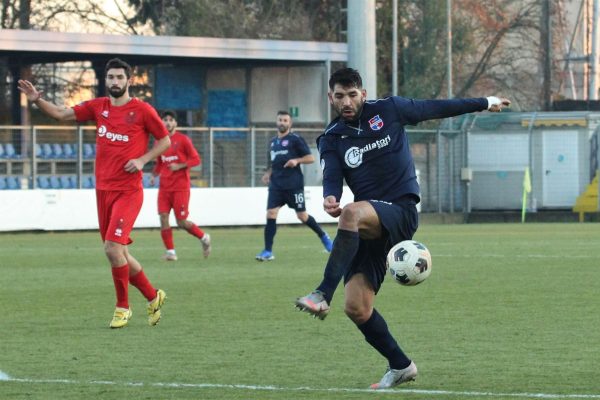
73 97 168 190
153 131 201 191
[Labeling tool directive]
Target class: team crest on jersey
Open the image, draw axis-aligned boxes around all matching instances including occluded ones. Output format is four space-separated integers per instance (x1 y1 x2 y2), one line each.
126 111 136 124
101 110 109 118
281 140 288 146
368 115 384 131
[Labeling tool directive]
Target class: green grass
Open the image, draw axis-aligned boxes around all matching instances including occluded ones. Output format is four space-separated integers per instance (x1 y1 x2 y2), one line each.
1 223 600 399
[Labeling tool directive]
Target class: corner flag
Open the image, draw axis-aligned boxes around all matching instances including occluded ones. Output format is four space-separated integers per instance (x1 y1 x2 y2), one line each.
521 167 531 223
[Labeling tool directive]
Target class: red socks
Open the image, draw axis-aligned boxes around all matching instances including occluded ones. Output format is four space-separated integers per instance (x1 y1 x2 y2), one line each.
111 264 130 309
129 269 157 301
186 223 205 239
160 228 175 250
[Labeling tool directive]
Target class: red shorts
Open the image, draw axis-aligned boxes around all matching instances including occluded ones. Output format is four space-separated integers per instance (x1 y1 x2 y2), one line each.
96 189 143 245
157 190 190 220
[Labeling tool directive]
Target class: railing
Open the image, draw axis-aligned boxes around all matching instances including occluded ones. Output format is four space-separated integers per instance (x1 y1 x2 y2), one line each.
6 117 583 213
0 124 459 212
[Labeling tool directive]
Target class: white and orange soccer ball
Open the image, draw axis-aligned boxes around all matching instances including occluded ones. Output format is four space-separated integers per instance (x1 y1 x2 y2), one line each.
386 240 432 286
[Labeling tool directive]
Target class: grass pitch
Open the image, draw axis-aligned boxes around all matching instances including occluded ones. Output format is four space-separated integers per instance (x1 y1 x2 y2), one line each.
1 223 599 399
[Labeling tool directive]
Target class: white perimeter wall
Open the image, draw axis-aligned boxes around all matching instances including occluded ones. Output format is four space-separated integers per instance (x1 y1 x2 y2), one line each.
0 186 354 232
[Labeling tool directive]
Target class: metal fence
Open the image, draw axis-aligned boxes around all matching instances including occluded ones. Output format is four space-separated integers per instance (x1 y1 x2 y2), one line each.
1 114 591 212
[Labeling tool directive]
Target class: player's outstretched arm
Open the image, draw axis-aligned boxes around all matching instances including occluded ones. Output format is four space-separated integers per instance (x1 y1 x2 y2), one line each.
17 80 76 121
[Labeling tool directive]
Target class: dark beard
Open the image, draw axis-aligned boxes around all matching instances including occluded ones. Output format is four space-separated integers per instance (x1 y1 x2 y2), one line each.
107 86 127 98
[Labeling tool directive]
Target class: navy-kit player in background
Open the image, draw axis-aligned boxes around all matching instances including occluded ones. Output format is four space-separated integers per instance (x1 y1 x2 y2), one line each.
295 68 510 388
256 110 333 261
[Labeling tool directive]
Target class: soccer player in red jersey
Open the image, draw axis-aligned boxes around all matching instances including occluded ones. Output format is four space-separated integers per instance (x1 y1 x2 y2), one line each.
151 110 211 261
18 58 171 329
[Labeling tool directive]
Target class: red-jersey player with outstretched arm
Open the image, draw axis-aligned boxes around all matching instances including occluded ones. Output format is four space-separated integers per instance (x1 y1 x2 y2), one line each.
18 58 171 329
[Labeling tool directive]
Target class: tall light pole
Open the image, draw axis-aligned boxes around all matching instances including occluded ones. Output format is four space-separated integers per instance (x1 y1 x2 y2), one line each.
392 0 398 96
347 0 377 97
447 0 453 99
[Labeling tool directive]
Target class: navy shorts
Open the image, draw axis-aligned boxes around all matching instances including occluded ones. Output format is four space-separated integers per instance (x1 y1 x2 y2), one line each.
343 197 419 294
267 187 306 212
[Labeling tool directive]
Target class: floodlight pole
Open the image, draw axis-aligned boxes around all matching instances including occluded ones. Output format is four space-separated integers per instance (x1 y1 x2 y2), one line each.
590 0 599 99
392 0 398 96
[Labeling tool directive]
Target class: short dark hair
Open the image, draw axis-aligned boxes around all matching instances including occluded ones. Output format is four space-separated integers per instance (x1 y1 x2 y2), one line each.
104 58 132 79
277 110 290 117
329 67 363 90
161 109 177 119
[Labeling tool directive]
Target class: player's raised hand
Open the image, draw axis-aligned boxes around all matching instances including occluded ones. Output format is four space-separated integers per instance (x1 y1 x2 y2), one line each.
486 96 511 112
17 80 43 102
323 195 341 218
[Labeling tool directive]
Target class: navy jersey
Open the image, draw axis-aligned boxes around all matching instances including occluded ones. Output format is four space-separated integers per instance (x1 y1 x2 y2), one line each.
318 96 488 203
268 132 312 190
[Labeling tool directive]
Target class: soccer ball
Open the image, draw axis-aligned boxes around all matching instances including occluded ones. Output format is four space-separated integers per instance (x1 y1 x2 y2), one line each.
386 240 432 286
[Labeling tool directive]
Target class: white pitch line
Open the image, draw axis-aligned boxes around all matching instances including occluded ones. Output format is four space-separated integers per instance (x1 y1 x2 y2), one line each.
1 373 599 399
435 253 598 259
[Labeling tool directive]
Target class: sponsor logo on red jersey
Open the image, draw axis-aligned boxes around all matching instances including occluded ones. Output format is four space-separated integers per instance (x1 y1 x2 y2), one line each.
98 125 129 142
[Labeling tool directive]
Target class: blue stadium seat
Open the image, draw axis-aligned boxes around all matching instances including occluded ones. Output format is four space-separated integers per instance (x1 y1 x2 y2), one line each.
63 143 76 159
41 143 53 159
6 176 20 190
37 175 51 189
83 143 95 159
35 143 43 158
59 175 73 189
0 176 6 190
82 175 96 189
69 175 78 188
4 143 19 158
52 143 64 158
49 176 61 189
82 175 93 189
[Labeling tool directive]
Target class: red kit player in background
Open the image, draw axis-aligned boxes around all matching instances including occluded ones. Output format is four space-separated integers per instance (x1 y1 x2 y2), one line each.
150 110 211 261
18 58 171 329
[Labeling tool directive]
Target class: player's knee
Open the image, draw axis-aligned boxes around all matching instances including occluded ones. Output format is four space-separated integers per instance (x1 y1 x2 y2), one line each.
344 302 370 324
266 210 278 219
104 241 125 263
297 212 308 222
339 204 360 225
176 219 187 229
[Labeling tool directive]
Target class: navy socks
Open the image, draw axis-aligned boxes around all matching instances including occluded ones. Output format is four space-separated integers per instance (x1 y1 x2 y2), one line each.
303 215 326 238
316 229 359 303
264 218 276 251
357 308 411 370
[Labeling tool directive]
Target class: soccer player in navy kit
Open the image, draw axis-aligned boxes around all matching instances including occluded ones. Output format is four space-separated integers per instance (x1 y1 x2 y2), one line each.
255 110 333 261
295 68 510 388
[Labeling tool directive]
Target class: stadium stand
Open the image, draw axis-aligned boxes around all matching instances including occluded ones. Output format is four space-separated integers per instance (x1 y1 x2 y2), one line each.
82 175 95 189
52 143 64 158
37 175 51 189
0 143 5 158
0 176 6 189
4 143 19 158
63 143 76 159
41 143 53 159
83 143 95 159
59 175 73 189
49 175 61 189
6 176 21 189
